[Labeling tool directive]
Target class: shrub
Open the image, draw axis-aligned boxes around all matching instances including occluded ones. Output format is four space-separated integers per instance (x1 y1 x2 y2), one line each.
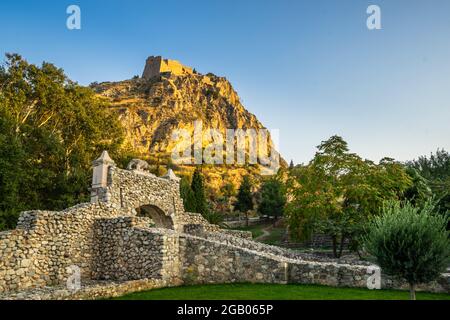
203 211 227 227
363 201 449 300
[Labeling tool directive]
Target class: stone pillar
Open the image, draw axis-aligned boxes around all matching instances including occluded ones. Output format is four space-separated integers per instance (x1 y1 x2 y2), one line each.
91 151 116 203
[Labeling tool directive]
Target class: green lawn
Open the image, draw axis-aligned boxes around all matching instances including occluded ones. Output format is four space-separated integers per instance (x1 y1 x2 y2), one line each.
235 223 268 239
235 222 286 244
112 283 450 300
260 226 285 245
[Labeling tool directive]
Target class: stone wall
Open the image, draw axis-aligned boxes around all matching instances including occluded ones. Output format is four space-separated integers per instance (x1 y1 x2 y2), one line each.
180 234 287 284
0 203 125 293
1 152 448 298
104 167 185 228
0 279 172 300
180 212 221 232
179 232 450 292
142 56 193 80
0 153 198 294
179 233 373 287
92 217 181 283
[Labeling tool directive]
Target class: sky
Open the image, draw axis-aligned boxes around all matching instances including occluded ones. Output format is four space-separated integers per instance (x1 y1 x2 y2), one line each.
1 0 449 165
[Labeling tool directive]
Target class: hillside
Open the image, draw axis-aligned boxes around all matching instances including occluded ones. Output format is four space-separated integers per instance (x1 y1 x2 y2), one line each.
91 56 286 210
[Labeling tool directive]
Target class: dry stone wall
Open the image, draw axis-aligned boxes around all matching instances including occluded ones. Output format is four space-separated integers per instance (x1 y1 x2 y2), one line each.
0 152 208 294
106 168 185 219
179 232 449 292
0 203 126 293
92 217 181 283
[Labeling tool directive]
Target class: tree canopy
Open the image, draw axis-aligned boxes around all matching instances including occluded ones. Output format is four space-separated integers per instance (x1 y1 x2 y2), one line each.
258 177 286 220
234 175 253 213
363 201 449 300
0 54 126 230
406 149 450 216
285 135 412 257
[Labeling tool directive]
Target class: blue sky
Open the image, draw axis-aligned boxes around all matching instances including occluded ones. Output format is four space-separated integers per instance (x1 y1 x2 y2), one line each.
1 0 449 164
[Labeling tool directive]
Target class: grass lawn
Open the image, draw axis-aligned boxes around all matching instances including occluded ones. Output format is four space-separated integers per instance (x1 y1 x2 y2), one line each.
260 226 285 245
112 283 450 300
235 223 268 239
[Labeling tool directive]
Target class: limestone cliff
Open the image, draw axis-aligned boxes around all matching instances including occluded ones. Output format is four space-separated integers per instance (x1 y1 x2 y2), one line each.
91 57 285 209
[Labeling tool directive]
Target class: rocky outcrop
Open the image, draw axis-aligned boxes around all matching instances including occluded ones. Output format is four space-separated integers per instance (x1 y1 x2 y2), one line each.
91 57 286 198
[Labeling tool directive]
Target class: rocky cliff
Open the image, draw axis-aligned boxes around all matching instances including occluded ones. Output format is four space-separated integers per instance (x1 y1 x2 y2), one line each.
91 57 285 209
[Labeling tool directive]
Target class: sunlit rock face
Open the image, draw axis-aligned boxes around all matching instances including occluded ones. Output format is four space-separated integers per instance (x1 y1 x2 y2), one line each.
91 57 286 203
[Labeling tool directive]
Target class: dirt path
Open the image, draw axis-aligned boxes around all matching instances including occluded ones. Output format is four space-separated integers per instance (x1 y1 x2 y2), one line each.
254 226 271 241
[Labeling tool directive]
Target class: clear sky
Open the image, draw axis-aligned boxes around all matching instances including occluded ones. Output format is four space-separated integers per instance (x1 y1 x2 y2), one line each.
1 0 449 164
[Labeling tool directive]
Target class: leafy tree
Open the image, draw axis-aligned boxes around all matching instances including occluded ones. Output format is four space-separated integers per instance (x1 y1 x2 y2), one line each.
408 149 450 180
258 178 286 224
218 182 236 212
363 201 449 300
191 166 209 216
285 136 412 257
0 53 126 230
234 175 254 226
407 149 450 222
403 167 433 207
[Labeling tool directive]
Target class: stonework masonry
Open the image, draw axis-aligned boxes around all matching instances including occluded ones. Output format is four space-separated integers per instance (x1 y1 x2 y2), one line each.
142 56 194 80
0 151 449 299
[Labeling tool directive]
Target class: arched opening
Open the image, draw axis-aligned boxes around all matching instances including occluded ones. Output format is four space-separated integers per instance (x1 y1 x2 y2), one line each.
136 204 174 229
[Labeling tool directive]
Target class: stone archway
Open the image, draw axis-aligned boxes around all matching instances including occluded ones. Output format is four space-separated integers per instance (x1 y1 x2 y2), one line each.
136 204 174 229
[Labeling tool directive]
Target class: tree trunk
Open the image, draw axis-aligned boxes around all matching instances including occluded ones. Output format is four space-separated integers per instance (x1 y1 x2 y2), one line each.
337 234 346 258
409 283 416 300
245 211 249 227
332 236 338 258
356 248 363 260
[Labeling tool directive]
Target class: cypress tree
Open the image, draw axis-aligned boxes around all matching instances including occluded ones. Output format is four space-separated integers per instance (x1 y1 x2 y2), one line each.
289 160 294 169
179 176 197 212
191 167 209 216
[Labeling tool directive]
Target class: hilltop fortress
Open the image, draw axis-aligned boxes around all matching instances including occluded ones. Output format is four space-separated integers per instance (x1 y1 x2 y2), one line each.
142 56 194 79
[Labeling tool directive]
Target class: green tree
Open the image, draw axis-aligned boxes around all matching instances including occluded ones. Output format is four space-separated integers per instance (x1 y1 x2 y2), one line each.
0 53 126 230
234 175 254 226
258 178 286 224
203 211 227 227
285 136 412 257
403 167 433 207
363 201 449 300
407 149 450 224
289 160 294 170
191 166 209 216
220 182 236 212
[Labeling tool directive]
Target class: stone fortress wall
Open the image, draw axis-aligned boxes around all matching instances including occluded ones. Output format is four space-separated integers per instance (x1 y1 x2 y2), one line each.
0 151 449 298
142 55 194 80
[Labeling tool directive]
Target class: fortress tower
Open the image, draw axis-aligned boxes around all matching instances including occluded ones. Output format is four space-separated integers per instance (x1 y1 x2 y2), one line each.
142 56 194 80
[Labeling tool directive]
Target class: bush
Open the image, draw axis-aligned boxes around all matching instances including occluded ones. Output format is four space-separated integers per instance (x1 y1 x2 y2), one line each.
363 201 449 300
203 211 226 227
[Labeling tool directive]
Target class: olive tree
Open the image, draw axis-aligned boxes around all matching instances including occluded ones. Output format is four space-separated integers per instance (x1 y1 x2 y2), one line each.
363 201 449 300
